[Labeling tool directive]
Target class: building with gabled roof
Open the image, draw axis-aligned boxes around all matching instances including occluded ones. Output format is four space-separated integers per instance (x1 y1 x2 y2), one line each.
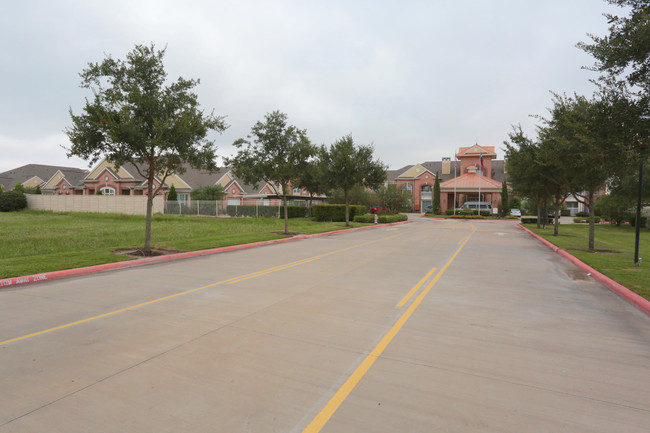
0 164 88 192
388 144 507 213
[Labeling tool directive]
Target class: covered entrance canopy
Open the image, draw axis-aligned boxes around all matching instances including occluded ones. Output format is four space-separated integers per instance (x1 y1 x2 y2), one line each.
439 172 502 212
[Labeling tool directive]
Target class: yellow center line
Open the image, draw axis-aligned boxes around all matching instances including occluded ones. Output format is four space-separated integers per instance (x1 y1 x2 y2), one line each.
227 257 321 284
302 227 476 433
395 266 437 307
0 232 403 348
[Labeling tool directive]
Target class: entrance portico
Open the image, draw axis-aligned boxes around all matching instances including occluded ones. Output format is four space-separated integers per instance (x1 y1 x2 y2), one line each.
439 144 503 212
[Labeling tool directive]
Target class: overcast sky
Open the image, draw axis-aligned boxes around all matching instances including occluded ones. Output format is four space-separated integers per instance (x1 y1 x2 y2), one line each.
0 0 620 173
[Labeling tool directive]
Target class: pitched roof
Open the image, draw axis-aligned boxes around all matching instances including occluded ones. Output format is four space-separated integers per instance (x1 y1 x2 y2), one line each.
439 172 502 190
457 144 496 157
0 164 88 190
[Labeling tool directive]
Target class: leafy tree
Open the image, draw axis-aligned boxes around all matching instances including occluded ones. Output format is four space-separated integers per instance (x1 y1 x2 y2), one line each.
500 178 509 217
503 126 552 229
539 92 641 245
433 172 441 214
296 154 328 216
579 0 650 260
225 111 315 234
326 185 376 208
321 135 387 226
375 183 410 214
66 44 227 254
192 185 225 201
594 193 635 226
167 184 178 201
509 197 521 211
13 182 24 192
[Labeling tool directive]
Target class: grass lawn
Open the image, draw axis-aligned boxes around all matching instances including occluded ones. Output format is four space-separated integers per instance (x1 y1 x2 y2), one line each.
0 210 374 279
523 223 649 301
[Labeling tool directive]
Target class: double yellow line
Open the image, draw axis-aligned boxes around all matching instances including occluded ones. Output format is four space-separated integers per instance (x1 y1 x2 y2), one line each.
302 225 476 433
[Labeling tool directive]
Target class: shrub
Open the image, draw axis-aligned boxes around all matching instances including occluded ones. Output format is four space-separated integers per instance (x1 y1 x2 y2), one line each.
573 216 601 223
576 211 589 217
0 190 28 211
521 216 537 224
353 213 408 223
629 215 648 228
167 185 178 201
313 204 365 222
285 206 308 218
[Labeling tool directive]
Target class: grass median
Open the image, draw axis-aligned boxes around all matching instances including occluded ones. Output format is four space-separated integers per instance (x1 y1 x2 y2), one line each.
523 223 649 300
0 210 375 279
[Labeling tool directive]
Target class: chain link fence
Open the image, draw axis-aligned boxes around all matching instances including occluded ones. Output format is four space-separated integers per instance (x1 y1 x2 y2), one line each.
163 200 311 217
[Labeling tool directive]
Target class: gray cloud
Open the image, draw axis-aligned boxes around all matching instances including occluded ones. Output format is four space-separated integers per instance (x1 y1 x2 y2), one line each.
0 0 617 172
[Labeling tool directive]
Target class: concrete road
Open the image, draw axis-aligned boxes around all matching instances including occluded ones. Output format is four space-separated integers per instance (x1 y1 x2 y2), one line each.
1 217 648 432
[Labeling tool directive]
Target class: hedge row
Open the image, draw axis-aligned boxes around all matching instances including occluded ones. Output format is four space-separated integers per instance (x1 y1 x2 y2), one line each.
0 191 27 212
353 213 408 223
226 205 307 218
312 204 366 222
573 216 602 224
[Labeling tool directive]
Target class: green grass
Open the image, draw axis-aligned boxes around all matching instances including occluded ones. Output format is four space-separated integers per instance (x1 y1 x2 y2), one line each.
524 223 649 300
0 210 373 279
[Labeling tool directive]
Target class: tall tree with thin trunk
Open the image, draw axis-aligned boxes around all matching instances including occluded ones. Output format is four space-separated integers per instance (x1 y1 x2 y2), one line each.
321 135 387 226
66 44 227 254
433 172 441 214
500 178 509 217
225 111 315 234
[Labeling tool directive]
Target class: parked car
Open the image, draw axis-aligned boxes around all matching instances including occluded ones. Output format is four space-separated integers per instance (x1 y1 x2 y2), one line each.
424 205 433 213
370 206 385 214
458 201 492 212
510 208 521 217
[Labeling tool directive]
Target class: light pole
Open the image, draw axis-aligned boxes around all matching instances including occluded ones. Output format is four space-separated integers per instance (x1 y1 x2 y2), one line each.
634 144 644 266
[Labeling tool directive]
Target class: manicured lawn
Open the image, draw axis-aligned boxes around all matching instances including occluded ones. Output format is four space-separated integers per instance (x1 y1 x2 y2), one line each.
523 223 649 300
0 210 374 279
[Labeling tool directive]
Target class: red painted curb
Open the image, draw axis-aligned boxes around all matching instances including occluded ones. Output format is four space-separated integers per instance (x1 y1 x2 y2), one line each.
518 224 650 316
0 220 410 290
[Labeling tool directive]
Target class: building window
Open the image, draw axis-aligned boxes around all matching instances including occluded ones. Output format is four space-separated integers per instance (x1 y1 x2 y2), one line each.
99 187 115 195
293 187 301 195
177 193 188 204
405 184 413 193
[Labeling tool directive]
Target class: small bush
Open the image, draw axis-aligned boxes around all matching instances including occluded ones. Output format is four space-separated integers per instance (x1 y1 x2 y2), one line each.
0 190 28 212
353 213 408 223
521 216 537 224
313 204 365 222
573 216 601 224
576 211 589 217
629 215 648 228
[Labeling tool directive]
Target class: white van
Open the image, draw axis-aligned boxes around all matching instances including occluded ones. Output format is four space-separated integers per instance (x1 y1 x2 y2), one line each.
458 201 492 212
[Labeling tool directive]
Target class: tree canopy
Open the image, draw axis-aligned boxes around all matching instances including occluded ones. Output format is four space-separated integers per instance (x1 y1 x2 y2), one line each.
66 44 228 253
320 135 387 226
225 110 315 234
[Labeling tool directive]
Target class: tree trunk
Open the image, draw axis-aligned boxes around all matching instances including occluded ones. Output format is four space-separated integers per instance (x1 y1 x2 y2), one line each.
144 175 154 254
536 202 542 229
588 191 595 251
144 194 153 254
282 185 289 235
344 189 350 227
